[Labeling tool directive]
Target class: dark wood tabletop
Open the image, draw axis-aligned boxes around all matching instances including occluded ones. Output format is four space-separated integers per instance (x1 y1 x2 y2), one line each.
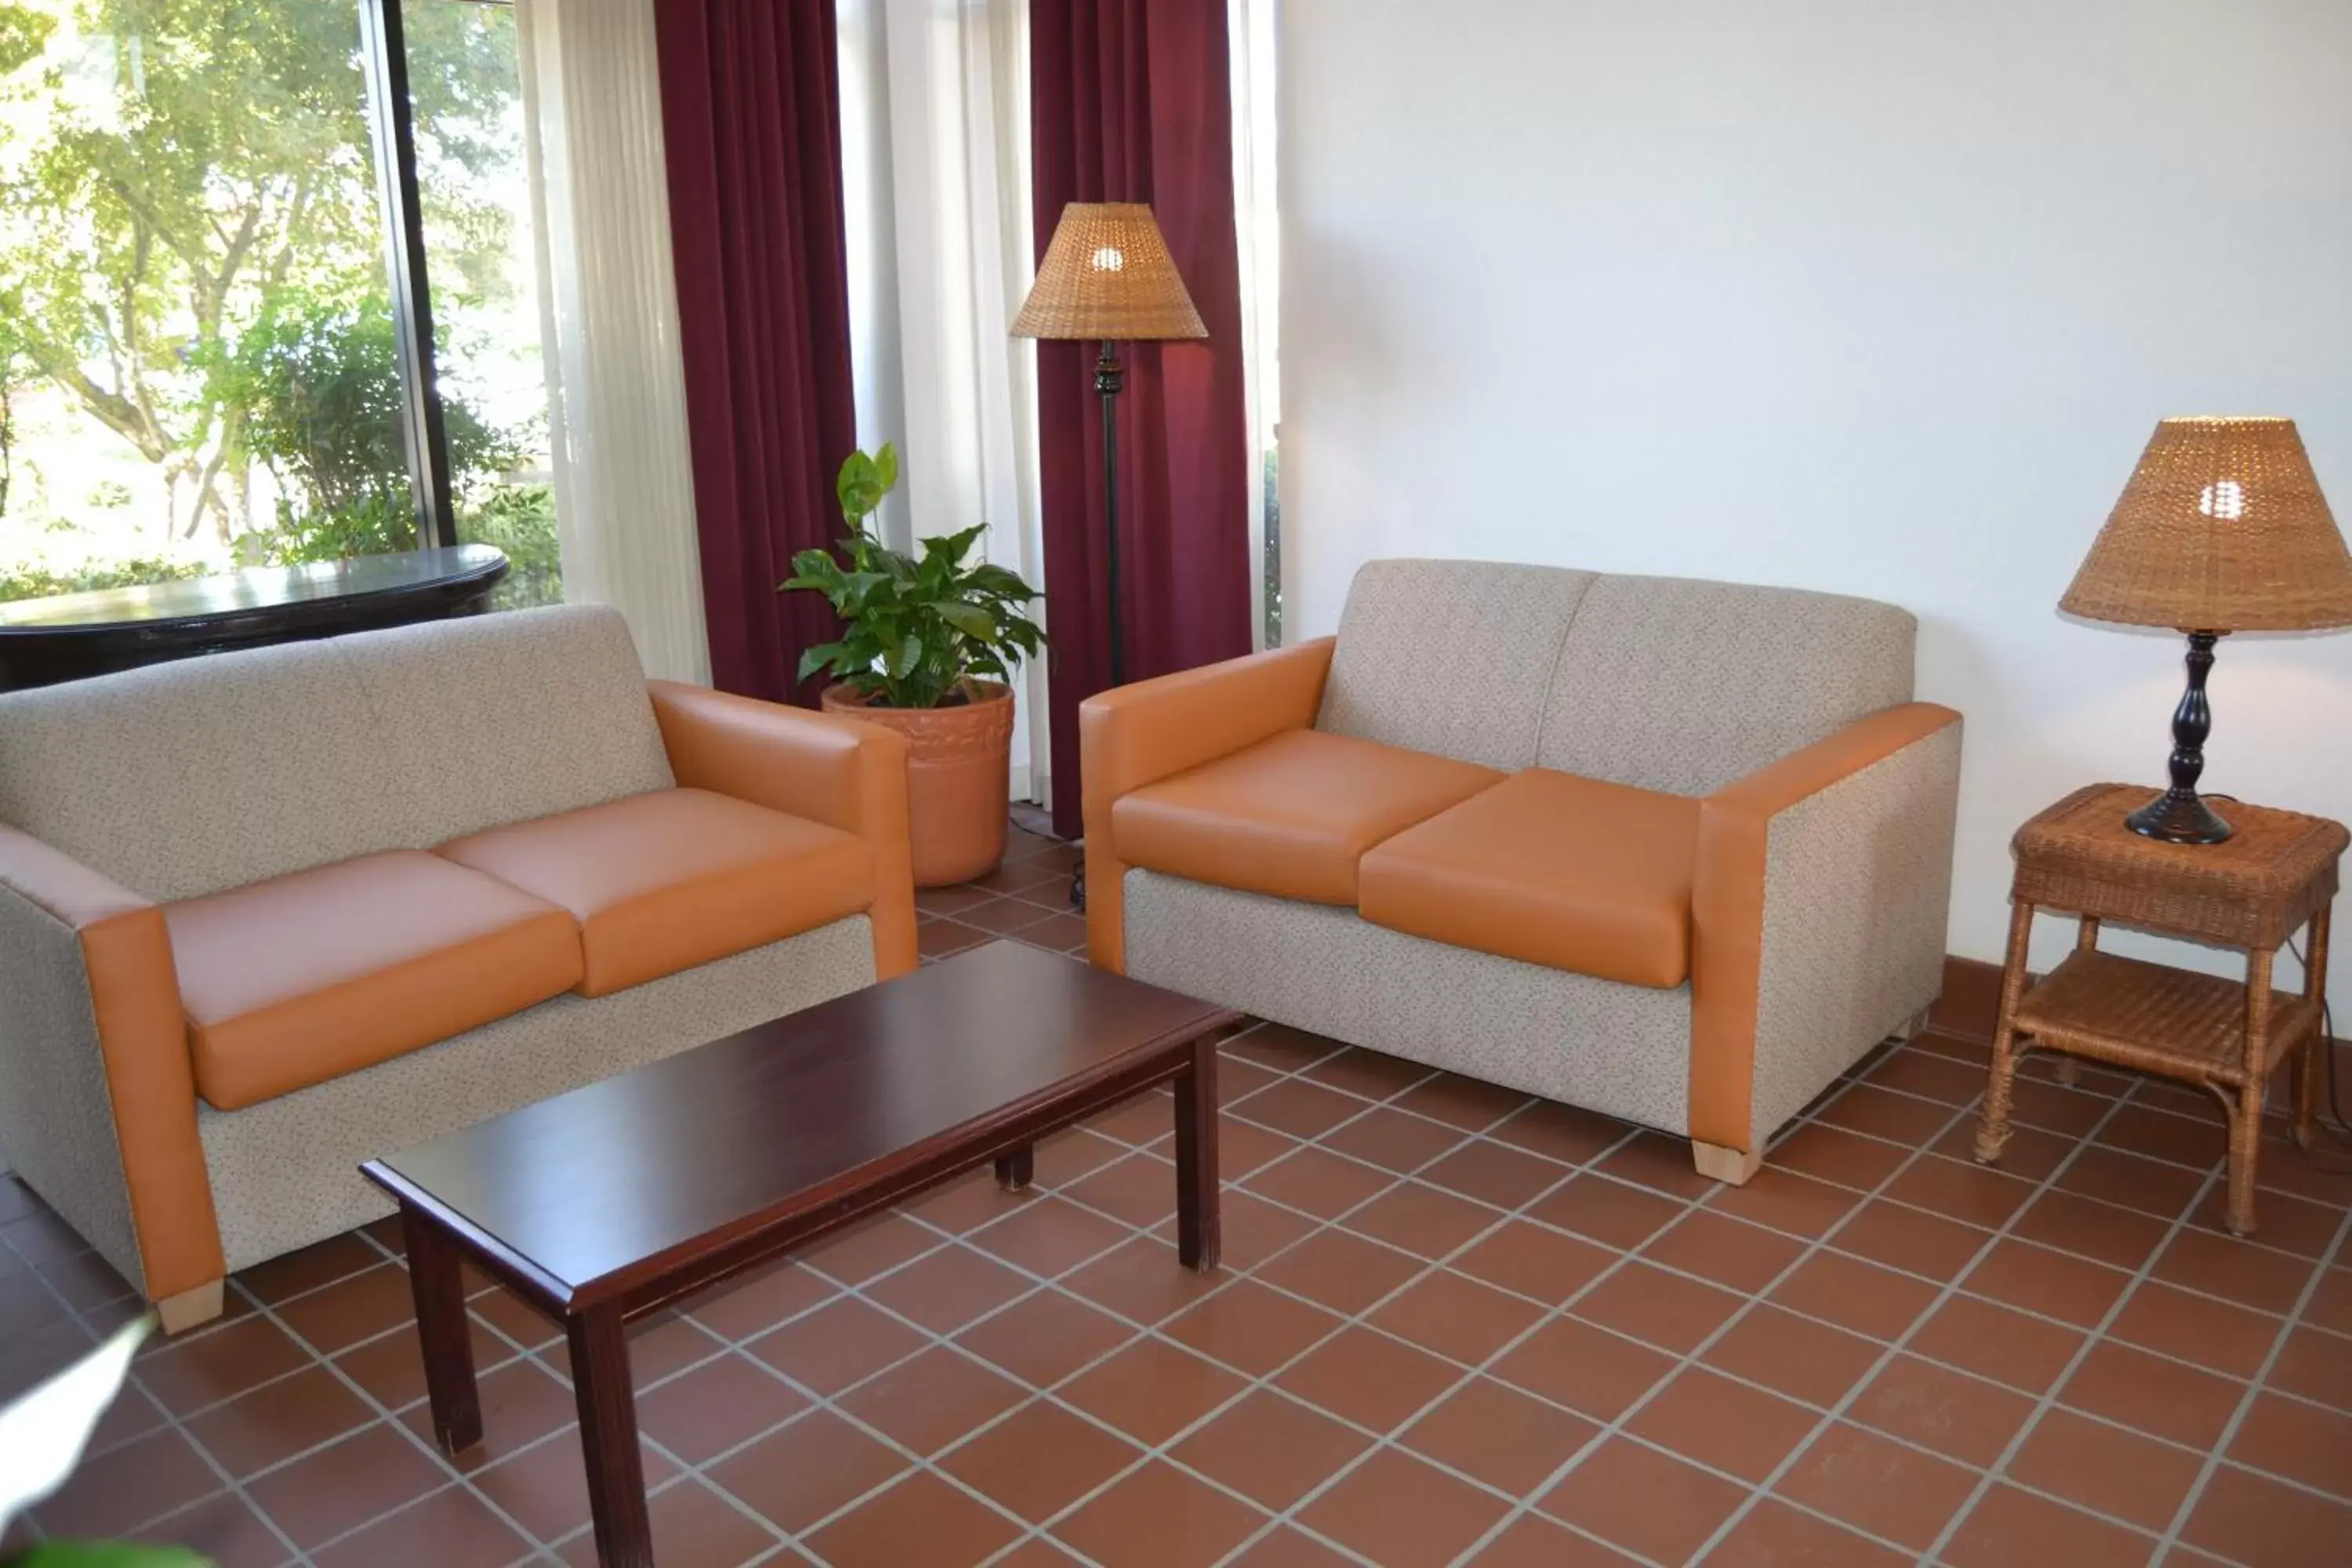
364 939 1238 1568
369 939 1230 1312
0 544 508 690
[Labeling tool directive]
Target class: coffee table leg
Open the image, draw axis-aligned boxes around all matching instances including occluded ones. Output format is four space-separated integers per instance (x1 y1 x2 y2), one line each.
995 1145 1034 1191
1174 1033 1221 1272
399 1203 481 1454
568 1305 652 1568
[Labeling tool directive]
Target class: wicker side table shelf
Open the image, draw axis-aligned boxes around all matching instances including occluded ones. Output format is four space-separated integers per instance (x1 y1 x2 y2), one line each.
1975 782 2346 1236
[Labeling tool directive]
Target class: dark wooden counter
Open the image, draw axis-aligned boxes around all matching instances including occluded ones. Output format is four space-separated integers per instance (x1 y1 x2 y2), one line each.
0 544 509 691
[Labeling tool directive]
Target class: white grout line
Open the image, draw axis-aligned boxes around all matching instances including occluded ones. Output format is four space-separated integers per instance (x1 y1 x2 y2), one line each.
1720 1076 2196 1566
0 1058 2266 1567
12 1018 2348 1567
420 1051 2352 1566
4 1081 2296 1568
1910 1055 2340 1565
2149 1203 2352 1563
217 1267 597 1566
1434 1068 2002 1565
3 1236 314 1566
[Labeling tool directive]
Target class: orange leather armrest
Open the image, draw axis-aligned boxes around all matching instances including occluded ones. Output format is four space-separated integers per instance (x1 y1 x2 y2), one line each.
647 681 917 978
1078 638 1337 839
1689 702 1964 1152
1078 638 1336 971
0 825 223 1301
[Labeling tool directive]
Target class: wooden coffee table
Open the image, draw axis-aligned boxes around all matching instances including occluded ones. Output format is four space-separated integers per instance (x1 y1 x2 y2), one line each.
361 940 1238 1568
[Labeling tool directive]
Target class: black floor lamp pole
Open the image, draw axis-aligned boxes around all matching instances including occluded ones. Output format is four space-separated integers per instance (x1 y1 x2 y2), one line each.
1097 339 1125 688
1073 341 1124 914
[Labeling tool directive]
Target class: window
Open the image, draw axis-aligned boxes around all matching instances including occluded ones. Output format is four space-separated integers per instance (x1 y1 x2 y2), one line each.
406 0 561 608
0 0 559 608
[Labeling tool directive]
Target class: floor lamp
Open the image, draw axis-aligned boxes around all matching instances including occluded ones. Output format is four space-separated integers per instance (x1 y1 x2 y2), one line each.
1013 202 1207 906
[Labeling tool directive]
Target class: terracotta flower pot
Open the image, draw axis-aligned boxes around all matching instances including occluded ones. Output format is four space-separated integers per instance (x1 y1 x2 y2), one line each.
822 680 1014 887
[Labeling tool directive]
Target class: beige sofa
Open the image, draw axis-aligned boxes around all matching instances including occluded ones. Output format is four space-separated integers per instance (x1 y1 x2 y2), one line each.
0 606 915 1329
1082 560 1963 1181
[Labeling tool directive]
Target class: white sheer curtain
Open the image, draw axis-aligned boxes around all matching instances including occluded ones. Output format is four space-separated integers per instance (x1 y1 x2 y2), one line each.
838 0 1048 803
517 0 711 684
1229 0 1280 650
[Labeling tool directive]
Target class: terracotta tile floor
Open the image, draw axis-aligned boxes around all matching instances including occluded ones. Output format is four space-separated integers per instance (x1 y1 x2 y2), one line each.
6 822 2352 1566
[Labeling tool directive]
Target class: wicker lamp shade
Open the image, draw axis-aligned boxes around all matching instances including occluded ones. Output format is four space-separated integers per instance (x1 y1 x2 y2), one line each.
2060 417 2352 632
1011 203 1206 343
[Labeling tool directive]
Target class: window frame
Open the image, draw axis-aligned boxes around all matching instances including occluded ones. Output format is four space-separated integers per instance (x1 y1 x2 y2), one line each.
359 0 460 550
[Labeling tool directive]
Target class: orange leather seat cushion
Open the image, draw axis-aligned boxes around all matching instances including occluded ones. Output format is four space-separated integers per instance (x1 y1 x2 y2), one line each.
1359 768 1701 987
437 788 876 998
167 851 585 1111
1111 728 1504 906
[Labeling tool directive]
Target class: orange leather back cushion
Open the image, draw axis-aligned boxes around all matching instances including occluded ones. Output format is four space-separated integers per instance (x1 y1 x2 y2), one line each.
167 851 585 1110
437 788 875 997
1112 729 1503 906
1359 769 1700 988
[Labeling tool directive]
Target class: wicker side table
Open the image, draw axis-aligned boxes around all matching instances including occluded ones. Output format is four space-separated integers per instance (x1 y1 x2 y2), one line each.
1975 783 2345 1236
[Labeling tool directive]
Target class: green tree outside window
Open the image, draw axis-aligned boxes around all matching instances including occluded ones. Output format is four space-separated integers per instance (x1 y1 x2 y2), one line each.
0 0 560 608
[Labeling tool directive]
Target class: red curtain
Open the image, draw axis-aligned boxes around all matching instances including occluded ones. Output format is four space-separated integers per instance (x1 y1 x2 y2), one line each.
654 0 855 705
1032 0 1254 837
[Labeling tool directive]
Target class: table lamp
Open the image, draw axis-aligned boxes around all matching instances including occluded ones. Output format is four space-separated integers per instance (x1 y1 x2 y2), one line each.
2060 417 2352 844
1011 201 1207 691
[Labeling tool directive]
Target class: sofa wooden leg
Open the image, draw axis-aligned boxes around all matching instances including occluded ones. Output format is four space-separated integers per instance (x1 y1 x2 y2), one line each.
155 1280 225 1335
1691 1141 1763 1185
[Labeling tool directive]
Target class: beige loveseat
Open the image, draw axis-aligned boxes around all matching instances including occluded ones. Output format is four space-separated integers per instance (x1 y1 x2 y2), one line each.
1082 560 1963 1181
0 606 914 1329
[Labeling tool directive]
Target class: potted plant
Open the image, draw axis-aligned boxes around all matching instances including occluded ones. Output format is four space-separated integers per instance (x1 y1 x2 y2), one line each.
785 445 1045 886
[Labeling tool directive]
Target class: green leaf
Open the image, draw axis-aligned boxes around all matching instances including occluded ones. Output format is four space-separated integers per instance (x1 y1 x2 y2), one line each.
887 633 923 680
836 450 876 524
942 523 989 563
780 454 1047 706
15 1544 210 1568
967 563 1039 601
934 601 996 639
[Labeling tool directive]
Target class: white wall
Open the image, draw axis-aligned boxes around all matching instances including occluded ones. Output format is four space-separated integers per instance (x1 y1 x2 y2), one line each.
1279 0 2352 981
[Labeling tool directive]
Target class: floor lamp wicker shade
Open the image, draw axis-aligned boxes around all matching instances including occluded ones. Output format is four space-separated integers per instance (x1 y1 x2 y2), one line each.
2062 417 2352 844
2061 417 2352 631
1012 203 1207 342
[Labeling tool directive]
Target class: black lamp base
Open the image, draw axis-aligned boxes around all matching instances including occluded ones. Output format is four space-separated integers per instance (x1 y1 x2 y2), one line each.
2125 630 2233 847
2125 789 2233 845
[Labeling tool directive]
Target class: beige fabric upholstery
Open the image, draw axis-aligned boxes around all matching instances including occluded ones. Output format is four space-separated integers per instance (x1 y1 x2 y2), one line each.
1536 574 1917 796
0 605 877 1304
0 884 146 1292
341 605 677 845
1748 723 1961 1142
1124 869 1693 1132
0 642 403 905
1112 557 1958 1156
1316 559 1595 770
0 604 673 905
197 915 873 1272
